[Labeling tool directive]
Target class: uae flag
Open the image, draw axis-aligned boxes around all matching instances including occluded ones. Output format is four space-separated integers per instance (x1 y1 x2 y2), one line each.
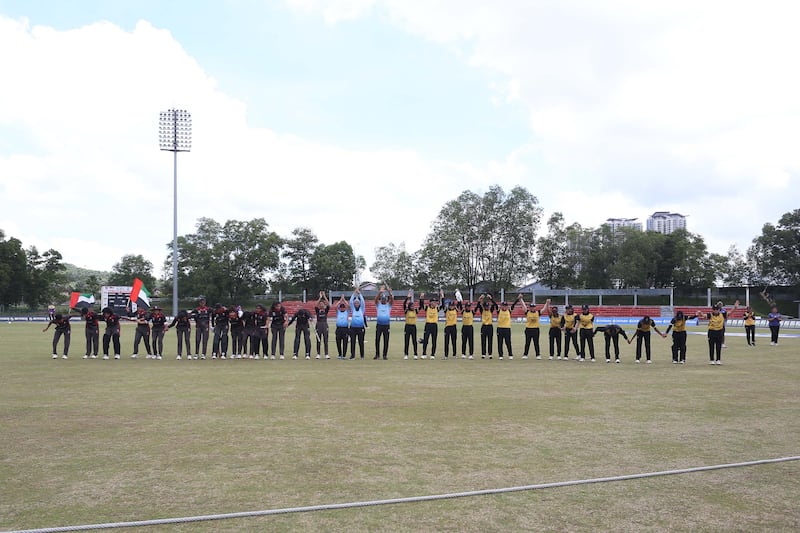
129 278 151 310
70 292 96 310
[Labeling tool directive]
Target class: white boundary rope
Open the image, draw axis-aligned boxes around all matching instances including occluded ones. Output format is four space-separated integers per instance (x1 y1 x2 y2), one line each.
7 455 799 533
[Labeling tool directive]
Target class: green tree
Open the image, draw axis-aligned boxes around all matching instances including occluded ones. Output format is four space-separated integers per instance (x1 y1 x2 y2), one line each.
24 247 66 307
534 213 571 288
748 209 800 285
419 185 542 292
170 218 283 303
282 227 319 291
309 241 358 291
108 254 156 289
0 231 27 306
371 242 416 288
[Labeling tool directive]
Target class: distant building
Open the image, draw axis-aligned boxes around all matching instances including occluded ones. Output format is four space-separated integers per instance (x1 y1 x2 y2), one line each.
646 211 687 234
605 217 643 233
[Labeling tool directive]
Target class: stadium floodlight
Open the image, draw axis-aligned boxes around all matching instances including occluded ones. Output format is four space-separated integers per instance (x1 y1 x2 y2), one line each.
159 109 192 316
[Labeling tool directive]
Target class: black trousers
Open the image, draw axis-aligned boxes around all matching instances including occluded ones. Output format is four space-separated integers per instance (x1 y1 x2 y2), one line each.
603 334 621 360
52 330 70 355
443 325 457 357
480 324 493 356
404 324 417 356
195 325 210 355
524 328 540 356
635 331 651 361
229 328 244 355
461 325 474 355
103 328 121 356
375 324 390 358
294 325 311 356
316 324 329 355
579 329 594 359
175 328 190 356
496 327 512 357
271 327 285 356
671 331 687 362
770 325 780 343
133 327 151 355
708 329 723 361
85 328 99 356
549 327 561 357
212 324 229 355
745 325 755 345
564 330 579 357
422 323 438 356
350 326 365 358
151 328 164 355
336 326 349 357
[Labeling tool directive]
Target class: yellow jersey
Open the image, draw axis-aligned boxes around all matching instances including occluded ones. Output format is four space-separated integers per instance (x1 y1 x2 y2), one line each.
670 318 687 332
425 306 439 324
481 309 493 326
578 313 594 329
744 312 755 326
525 310 540 328
445 309 458 327
462 310 474 325
563 314 577 330
549 314 561 329
708 313 724 331
405 309 417 325
497 309 511 328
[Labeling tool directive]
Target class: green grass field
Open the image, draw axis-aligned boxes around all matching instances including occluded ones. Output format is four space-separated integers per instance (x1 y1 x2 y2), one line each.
1 322 798 532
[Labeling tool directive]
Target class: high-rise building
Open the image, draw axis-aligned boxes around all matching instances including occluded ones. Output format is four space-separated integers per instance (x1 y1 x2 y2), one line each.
646 211 687 234
606 218 643 233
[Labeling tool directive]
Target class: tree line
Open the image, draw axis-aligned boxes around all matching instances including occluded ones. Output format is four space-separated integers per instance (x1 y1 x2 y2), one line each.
1 188 798 308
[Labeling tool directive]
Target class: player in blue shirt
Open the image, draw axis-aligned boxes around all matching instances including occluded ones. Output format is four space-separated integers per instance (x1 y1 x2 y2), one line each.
334 295 350 359
374 285 394 360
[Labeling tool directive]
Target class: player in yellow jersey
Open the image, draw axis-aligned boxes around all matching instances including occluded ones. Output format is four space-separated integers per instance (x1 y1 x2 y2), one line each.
628 315 666 363
419 292 442 359
443 295 459 359
518 296 550 360
561 305 580 359
402 291 419 359
496 300 515 359
664 310 689 363
733 300 755 346
476 294 498 358
696 305 726 364
548 305 563 359
577 304 595 362
458 301 475 359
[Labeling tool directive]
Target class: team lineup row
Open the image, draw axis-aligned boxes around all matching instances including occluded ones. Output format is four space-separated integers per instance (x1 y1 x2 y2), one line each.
43 289 785 364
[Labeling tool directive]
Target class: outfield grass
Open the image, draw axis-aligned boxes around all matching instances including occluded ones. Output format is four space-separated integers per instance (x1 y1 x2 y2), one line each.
1 322 798 532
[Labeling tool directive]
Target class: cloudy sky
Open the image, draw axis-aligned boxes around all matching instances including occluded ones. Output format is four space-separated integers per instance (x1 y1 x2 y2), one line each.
1 0 798 280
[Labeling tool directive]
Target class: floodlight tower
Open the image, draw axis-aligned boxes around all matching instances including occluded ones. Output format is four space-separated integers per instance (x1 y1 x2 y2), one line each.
159 109 192 316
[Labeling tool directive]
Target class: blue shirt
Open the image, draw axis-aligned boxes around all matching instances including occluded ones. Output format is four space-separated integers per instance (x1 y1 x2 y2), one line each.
336 308 349 328
768 312 781 327
350 294 366 328
376 301 392 325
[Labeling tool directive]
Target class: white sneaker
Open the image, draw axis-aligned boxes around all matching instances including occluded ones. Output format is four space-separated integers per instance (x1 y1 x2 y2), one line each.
305 356 311 360
253 355 260 360
156 355 162 360
420 355 427 359
715 360 722 365
83 355 89 359
549 356 554 360
709 361 715 365
522 355 529 360
403 355 409 360
770 342 776 346
52 354 58 359
679 361 684 364
211 355 217 359
176 355 182 360
292 355 298 360
114 354 120 360
192 355 198 360
325 355 330 359
280 355 285 360
62 355 68 359
315 355 320 359
461 355 466 359
413 355 418 360
606 359 611 363
102 355 109 360
220 355 226 359
130 354 137 359
468 355 473 360
200 354 206 360
556 356 561 360
635 359 640 364
508 356 514 360
645 360 651 364
590 358 595 363
536 356 542 360
578 357 584 362
721 344 727 349
615 359 620 364
90 355 97 359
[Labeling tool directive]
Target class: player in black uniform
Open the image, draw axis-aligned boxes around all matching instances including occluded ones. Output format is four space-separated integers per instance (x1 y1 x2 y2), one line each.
476 294 498 358
100 307 122 360
458 300 475 359
130 307 152 359
191 298 211 359
593 324 628 363
211 303 229 359
43 313 71 359
228 306 244 358
314 292 330 359
252 304 269 359
149 306 167 359
168 310 192 360
628 315 666 363
269 301 288 359
81 307 100 358
288 306 313 359
402 291 419 359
